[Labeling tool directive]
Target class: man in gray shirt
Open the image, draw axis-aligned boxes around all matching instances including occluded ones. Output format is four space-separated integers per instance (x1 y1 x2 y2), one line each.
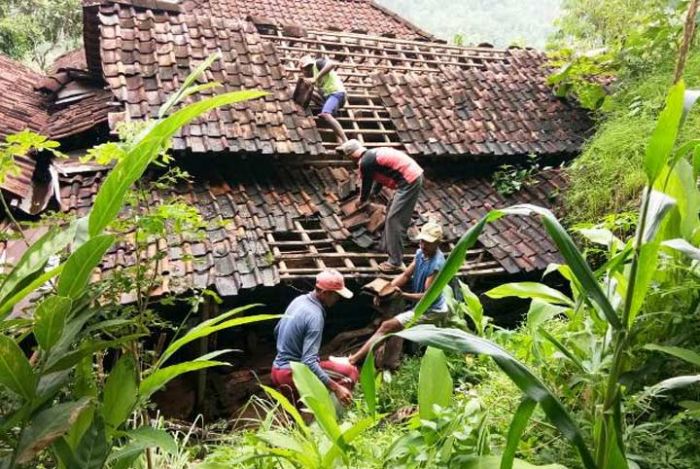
271 270 357 406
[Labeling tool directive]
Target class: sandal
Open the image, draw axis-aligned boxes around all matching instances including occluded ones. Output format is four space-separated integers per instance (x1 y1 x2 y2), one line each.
378 261 402 273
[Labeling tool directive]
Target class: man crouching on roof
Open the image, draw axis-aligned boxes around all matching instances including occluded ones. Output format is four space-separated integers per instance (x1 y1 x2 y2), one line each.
299 54 349 143
271 269 358 406
344 221 447 367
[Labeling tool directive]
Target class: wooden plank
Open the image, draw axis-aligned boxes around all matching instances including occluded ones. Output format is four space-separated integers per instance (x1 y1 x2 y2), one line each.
265 33 508 61
321 141 403 148
279 262 504 275
317 127 398 135
270 239 334 246
279 249 486 261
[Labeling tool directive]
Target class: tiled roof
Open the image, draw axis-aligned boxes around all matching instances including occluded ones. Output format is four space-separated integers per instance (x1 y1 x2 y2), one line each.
0 54 48 199
0 163 565 301
85 1 325 155
182 0 435 40
45 86 118 140
48 48 87 73
373 54 592 158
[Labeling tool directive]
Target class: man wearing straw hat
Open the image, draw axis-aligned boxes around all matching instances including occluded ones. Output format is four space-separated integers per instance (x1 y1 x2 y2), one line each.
344 221 447 367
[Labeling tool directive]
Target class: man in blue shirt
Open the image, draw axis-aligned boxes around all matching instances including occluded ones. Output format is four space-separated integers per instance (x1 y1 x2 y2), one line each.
272 269 357 406
347 221 447 366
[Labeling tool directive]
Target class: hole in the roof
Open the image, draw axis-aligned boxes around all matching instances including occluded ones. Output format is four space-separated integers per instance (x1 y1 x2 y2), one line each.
284 258 317 269
322 258 347 269
299 218 322 230
270 231 300 242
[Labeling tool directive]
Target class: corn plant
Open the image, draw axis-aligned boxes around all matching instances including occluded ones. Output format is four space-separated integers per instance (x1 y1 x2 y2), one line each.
361 78 700 469
213 362 374 469
0 53 275 467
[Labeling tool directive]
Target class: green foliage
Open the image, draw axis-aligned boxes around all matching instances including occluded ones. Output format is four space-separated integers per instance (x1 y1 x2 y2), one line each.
0 55 271 468
0 0 82 70
418 347 453 420
492 155 547 196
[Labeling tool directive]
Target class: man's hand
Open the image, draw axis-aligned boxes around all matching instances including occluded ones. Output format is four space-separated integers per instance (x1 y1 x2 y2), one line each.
331 382 353 406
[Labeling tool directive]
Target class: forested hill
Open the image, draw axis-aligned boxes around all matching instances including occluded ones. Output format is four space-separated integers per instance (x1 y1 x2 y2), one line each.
376 0 561 48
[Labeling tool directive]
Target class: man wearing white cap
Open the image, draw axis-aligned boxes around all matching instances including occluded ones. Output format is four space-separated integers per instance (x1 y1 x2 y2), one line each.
299 54 348 143
336 139 424 273
272 269 357 405
347 221 447 366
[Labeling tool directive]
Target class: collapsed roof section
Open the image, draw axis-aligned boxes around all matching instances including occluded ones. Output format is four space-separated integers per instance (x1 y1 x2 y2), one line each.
0 162 564 301
0 55 48 202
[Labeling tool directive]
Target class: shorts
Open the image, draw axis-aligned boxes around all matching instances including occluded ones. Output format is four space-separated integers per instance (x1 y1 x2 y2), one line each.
270 360 359 406
320 91 346 116
395 306 448 327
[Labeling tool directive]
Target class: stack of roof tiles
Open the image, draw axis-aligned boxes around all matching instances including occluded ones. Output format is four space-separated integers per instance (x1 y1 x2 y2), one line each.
0 55 48 200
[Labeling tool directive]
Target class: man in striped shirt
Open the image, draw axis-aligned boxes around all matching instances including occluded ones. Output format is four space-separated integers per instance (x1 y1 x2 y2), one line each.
337 139 424 272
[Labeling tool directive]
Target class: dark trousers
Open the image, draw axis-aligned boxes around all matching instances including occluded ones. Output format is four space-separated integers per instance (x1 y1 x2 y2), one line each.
385 175 423 266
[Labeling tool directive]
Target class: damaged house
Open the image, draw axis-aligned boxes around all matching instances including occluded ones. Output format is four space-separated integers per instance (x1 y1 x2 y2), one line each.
0 0 591 417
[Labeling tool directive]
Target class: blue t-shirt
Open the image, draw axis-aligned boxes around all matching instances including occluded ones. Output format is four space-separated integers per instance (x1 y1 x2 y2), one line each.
411 248 447 311
272 292 330 384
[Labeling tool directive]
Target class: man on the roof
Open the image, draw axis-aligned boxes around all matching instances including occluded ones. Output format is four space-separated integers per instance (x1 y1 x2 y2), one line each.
337 139 424 273
299 54 349 143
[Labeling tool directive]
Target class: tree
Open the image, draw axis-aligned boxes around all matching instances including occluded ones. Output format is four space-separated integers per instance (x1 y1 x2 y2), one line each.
0 0 82 70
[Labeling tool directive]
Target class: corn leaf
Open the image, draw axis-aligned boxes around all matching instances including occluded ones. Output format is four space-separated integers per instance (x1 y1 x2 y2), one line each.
158 313 277 368
158 304 264 366
290 362 345 450
260 385 311 436
501 397 537 469
644 344 700 367
360 351 377 416
411 212 504 324
504 205 621 329
644 81 685 183
89 89 266 237
418 346 452 420
140 357 230 400
486 282 574 307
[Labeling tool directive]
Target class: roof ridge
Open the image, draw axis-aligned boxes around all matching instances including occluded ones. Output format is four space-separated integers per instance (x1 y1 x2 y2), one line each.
82 0 181 13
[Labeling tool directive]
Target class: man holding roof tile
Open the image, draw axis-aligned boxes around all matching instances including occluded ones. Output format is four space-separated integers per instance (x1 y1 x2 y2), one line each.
271 269 358 406
344 221 447 368
337 139 424 273
299 54 349 143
